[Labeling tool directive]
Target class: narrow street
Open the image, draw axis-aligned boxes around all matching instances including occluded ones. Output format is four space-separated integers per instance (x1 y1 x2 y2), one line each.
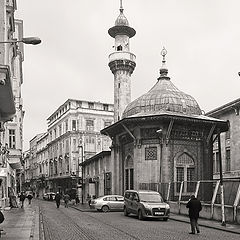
39 200 239 240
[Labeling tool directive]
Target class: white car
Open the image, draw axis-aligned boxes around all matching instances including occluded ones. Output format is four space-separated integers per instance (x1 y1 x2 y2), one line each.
90 195 124 212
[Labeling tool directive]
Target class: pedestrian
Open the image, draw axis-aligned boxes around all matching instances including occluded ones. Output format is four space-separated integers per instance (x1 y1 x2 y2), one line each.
75 195 80 204
27 194 33 204
55 192 61 208
86 194 91 207
63 193 70 208
19 192 26 208
186 195 202 234
0 209 4 224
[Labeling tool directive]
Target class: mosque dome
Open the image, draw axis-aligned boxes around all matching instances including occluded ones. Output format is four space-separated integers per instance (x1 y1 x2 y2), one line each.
122 48 202 118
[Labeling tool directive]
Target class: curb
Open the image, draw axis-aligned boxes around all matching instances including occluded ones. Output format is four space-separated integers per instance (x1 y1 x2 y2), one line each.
169 216 240 235
73 206 240 235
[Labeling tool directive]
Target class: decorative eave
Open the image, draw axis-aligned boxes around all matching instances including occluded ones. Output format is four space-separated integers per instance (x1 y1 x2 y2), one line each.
80 151 111 167
108 25 136 38
101 111 229 137
0 65 16 122
206 98 240 117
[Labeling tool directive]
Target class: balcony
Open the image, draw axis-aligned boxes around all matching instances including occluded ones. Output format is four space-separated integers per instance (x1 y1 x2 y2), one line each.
109 51 136 63
8 148 22 169
0 65 16 122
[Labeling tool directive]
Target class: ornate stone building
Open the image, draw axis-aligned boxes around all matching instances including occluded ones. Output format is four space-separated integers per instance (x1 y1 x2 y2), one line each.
101 2 229 199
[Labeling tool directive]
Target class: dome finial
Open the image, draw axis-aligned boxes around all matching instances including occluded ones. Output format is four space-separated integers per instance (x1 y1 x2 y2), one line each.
159 47 168 78
120 0 124 13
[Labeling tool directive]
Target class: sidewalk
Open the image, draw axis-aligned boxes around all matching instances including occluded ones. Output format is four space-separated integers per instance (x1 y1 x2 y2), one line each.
71 203 240 235
0 200 40 239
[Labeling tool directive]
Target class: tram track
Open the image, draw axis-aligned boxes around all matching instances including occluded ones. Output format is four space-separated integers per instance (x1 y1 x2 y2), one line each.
39 200 141 240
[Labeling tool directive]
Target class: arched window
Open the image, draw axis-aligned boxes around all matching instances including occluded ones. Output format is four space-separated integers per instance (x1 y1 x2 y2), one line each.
125 155 134 190
175 153 195 193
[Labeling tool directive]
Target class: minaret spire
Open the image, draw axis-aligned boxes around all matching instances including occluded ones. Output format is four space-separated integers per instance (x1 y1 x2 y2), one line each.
158 47 169 80
108 2 136 122
120 0 123 12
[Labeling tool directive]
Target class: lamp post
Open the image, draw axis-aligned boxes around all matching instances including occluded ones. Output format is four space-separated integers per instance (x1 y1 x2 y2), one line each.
156 129 163 191
78 143 84 204
0 37 41 45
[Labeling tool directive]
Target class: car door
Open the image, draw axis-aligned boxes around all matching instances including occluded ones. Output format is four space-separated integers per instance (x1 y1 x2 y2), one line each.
106 196 119 210
131 193 139 214
116 196 124 210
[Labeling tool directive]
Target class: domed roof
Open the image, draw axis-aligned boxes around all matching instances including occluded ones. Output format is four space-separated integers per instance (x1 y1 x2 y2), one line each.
122 48 202 118
115 9 129 26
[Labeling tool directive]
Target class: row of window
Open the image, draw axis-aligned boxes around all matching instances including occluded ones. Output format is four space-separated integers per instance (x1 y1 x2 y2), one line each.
49 119 112 141
213 149 231 173
49 102 111 124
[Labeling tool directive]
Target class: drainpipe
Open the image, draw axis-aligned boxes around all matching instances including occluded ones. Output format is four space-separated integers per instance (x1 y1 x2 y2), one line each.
217 133 226 226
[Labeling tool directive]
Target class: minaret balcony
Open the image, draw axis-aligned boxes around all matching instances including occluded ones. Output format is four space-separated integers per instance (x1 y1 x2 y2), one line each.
109 51 136 63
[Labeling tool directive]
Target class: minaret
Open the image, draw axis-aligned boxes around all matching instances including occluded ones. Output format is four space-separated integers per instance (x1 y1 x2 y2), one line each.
108 0 136 122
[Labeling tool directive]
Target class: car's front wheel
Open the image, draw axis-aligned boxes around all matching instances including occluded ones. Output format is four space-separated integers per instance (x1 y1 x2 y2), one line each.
124 207 129 216
101 205 109 213
138 209 144 220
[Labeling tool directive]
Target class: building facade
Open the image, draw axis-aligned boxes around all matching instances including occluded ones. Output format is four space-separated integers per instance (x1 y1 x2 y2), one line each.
0 0 24 208
81 151 111 201
24 99 114 198
206 98 240 180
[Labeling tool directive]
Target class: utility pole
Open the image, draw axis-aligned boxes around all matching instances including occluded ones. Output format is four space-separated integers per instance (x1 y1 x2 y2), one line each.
78 138 84 205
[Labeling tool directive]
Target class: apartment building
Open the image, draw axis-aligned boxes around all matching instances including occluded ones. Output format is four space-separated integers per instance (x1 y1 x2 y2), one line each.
0 0 24 208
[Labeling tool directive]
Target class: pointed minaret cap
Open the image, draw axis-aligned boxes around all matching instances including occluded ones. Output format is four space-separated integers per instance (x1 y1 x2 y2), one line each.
115 0 129 26
158 47 170 80
108 0 136 38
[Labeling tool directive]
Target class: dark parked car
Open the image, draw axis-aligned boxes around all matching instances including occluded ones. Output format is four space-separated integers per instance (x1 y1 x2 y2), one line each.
124 190 170 220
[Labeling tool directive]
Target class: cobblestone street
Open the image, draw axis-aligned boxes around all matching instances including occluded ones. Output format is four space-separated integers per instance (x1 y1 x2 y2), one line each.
39 200 239 240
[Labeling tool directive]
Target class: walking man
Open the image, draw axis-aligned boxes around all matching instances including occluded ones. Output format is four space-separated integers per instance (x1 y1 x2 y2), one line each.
19 192 26 208
186 195 202 234
63 193 70 208
27 194 33 204
55 192 61 208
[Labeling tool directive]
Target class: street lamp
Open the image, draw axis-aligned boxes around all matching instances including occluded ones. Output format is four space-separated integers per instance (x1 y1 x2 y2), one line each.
0 37 41 45
78 143 84 205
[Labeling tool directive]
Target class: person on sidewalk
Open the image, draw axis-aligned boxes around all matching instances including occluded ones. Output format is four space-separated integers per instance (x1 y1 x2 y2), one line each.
186 195 202 234
55 192 61 208
27 194 33 204
19 192 26 208
63 193 70 208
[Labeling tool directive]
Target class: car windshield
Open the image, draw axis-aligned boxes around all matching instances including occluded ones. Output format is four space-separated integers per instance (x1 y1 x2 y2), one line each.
138 193 163 203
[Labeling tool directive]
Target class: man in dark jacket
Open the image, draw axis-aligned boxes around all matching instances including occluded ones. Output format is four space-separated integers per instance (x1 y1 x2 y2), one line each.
19 192 26 208
55 192 61 208
186 195 202 234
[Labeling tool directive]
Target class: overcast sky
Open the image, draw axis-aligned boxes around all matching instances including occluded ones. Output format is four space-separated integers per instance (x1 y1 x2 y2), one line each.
15 0 240 150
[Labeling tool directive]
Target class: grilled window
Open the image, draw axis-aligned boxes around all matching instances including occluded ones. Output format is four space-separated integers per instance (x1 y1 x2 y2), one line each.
9 129 16 149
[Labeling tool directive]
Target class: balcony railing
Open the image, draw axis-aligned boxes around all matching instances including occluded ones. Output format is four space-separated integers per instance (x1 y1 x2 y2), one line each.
109 51 136 63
